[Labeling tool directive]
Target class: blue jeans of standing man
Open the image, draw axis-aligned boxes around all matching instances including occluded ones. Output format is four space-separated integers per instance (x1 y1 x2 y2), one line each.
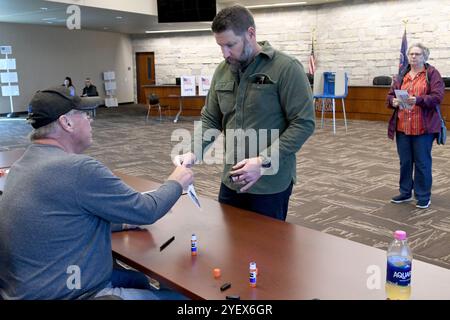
396 132 435 201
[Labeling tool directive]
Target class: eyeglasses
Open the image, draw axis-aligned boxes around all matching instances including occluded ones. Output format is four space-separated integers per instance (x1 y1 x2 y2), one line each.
408 52 422 56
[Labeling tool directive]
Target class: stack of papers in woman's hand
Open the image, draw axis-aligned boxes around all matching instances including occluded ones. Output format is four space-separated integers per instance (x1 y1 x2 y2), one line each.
395 90 411 109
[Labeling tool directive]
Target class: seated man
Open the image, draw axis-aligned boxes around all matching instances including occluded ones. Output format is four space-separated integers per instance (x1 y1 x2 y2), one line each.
0 87 193 300
81 77 99 97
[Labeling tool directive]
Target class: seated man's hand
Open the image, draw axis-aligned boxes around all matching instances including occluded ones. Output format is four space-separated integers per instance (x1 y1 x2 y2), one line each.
167 166 194 191
173 152 196 168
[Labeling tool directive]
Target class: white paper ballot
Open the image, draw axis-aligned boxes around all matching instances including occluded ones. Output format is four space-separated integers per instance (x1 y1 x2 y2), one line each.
187 184 201 209
394 90 411 109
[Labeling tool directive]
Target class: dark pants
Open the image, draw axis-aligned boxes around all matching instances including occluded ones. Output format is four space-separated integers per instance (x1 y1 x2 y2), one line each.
108 268 189 300
396 132 435 201
111 268 152 290
218 182 293 221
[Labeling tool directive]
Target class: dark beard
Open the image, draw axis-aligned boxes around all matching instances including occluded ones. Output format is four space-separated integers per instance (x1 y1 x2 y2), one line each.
226 39 254 73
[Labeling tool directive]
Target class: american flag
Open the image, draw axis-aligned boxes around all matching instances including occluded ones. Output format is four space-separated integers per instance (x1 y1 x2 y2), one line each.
308 38 316 75
183 77 192 85
398 29 408 75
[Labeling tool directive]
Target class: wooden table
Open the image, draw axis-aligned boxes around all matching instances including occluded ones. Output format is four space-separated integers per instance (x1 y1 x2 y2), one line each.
112 174 450 300
143 85 206 121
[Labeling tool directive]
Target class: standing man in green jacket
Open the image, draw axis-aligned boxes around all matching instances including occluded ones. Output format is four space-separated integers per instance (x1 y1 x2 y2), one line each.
175 5 315 221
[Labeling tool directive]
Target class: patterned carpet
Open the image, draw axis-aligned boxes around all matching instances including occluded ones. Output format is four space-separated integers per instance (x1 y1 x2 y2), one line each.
1 104 450 269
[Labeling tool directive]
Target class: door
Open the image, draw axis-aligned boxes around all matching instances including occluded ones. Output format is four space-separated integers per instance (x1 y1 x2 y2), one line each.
136 52 155 104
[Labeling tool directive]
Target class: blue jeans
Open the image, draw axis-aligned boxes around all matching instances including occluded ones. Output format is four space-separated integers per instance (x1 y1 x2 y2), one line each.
218 182 293 221
396 132 435 201
94 268 188 300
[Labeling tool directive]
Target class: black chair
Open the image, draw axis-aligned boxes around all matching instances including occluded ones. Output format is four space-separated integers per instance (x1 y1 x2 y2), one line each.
373 76 392 86
146 93 169 122
442 77 450 88
306 73 314 85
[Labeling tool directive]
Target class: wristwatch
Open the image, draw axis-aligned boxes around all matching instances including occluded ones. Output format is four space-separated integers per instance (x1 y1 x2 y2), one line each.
260 155 271 168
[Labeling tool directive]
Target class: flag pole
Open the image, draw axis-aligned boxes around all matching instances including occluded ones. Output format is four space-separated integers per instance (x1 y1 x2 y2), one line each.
402 19 408 31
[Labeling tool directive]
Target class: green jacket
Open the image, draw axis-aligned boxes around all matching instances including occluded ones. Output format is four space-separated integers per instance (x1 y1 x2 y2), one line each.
193 41 315 194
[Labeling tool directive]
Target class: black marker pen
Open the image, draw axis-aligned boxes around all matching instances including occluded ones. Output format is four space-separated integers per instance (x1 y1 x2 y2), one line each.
160 236 175 251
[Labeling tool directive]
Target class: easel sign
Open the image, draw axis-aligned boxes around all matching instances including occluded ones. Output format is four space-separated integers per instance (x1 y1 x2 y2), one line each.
0 46 12 55
180 75 196 96
198 75 212 96
0 59 16 70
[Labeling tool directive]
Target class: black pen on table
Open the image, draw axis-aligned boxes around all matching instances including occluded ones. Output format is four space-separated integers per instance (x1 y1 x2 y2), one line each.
160 236 175 251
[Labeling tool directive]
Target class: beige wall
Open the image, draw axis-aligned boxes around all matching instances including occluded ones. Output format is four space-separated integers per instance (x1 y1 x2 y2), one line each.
132 0 450 87
0 22 134 113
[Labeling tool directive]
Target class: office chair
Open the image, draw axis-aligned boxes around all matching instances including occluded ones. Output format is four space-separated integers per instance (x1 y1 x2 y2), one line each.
373 76 392 86
313 70 348 134
146 93 169 122
443 77 450 88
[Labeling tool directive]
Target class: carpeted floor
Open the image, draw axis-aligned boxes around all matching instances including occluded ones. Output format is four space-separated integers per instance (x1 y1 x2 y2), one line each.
1 104 450 269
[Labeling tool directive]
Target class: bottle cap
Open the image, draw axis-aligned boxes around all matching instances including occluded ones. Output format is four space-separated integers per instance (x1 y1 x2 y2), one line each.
213 268 221 278
249 261 256 269
394 230 407 240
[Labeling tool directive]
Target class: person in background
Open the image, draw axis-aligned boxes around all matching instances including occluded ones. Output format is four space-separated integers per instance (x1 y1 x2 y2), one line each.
0 86 193 300
81 77 99 97
386 43 445 209
174 5 315 221
62 76 76 96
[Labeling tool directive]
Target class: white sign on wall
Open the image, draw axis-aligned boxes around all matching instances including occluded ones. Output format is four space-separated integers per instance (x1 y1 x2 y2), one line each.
0 46 12 55
1 85 20 96
180 75 196 96
0 59 16 70
1 72 18 83
103 71 115 80
104 81 117 91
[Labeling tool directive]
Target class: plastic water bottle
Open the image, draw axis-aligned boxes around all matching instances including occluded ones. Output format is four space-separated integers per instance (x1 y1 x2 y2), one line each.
385 230 412 300
191 234 198 256
249 262 257 287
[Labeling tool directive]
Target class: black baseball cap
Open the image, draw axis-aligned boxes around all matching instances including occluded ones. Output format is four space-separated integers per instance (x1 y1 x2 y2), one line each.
27 86 98 129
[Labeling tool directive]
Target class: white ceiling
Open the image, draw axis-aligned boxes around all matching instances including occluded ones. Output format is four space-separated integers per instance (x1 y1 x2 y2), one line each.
0 0 345 34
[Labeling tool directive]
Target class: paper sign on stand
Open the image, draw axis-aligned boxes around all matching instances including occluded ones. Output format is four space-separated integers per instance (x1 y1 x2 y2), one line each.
180 75 196 96
198 75 212 96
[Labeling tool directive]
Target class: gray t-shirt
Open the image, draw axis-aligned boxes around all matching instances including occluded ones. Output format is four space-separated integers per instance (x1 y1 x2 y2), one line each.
0 144 182 299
